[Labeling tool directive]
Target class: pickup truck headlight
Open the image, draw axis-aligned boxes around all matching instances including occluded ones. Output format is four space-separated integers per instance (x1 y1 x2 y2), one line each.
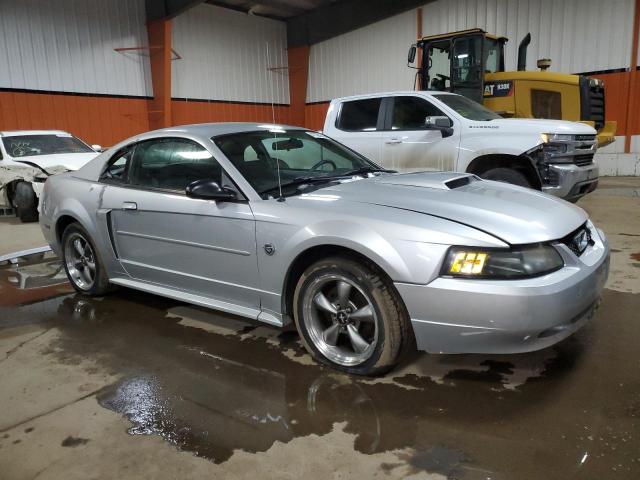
541 133 575 143
442 244 564 279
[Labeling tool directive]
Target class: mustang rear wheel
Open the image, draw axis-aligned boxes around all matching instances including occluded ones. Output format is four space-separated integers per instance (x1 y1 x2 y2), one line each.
293 256 412 376
61 222 112 296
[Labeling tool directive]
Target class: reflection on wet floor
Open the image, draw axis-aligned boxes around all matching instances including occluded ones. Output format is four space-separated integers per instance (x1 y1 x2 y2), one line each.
0 252 71 308
1 257 639 479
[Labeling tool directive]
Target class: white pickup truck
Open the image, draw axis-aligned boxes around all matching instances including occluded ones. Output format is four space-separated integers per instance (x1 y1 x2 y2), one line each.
323 91 599 202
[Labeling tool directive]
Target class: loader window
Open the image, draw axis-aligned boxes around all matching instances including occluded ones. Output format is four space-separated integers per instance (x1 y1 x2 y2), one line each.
532 90 562 119
427 43 451 91
485 39 501 73
452 37 482 84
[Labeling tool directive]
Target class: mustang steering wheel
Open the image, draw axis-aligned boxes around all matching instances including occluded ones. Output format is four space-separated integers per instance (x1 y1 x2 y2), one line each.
311 159 337 171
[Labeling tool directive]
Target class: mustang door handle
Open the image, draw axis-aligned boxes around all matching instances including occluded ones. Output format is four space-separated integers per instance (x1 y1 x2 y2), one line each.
384 138 402 145
122 202 137 211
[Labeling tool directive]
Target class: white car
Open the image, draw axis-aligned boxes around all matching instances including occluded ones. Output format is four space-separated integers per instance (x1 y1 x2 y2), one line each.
323 91 599 202
0 130 101 222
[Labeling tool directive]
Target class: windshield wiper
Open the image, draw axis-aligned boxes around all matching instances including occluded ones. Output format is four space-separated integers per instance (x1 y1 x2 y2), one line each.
342 166 396 176
260 176 338 197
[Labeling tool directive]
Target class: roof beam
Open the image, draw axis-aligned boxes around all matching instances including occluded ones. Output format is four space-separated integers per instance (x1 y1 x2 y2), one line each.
145 0 206 22
287 0 431 47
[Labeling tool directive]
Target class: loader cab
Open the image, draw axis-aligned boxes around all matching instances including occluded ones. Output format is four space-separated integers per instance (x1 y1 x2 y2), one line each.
412 29 506 104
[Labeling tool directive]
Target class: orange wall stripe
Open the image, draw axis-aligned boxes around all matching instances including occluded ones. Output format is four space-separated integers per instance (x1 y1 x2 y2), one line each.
0 91 149 146
305 102 330 131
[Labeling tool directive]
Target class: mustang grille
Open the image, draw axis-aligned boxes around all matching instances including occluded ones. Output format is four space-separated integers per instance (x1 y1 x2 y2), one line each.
561 224 593 256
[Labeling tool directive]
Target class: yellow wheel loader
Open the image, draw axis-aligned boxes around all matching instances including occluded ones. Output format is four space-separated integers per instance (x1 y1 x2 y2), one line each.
408 28 616 147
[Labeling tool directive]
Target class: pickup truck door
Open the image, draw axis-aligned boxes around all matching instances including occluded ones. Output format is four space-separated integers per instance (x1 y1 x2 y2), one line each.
327 97 385 164
381 96 460 172
99 137 260 312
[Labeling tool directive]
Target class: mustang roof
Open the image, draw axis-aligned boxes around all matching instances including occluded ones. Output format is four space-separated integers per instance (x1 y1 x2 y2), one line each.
150 122 307 138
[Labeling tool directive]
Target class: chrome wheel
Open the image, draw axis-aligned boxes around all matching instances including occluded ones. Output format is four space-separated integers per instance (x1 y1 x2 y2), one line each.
302 274 378 367
64 232 96 291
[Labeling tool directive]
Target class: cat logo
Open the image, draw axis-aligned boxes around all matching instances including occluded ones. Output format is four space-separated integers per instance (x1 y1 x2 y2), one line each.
484 81 513 98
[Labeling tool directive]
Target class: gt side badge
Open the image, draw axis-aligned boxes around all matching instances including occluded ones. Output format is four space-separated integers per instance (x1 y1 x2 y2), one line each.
264 244 276 256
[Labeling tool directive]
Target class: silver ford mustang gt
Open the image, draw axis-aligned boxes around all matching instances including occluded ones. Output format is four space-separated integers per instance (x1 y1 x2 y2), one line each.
39 123 610 375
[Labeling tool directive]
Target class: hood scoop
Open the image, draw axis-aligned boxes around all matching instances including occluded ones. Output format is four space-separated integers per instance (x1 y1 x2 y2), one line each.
373 172 480 190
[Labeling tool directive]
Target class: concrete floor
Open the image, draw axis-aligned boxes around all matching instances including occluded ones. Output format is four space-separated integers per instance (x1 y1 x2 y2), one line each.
0 178 639 480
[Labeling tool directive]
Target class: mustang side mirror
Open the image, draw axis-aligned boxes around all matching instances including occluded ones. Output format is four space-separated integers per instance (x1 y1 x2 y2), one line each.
407 45 417 64
186 179 236 201
91 144 103 152
424 116 454 138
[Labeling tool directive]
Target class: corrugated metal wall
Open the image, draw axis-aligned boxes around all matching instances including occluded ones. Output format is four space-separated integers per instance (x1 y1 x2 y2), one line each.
172 4 289 104
0 0 152 97
422 0 635 74
306 10 417 103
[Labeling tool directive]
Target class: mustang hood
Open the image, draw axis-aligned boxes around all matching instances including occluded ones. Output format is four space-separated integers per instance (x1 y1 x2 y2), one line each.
322 172 588 245
14 152 98 173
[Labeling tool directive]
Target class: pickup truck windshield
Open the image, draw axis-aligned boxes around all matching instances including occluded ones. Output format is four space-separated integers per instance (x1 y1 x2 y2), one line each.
214 129 381 198
3 134 94 157
433 94 502 121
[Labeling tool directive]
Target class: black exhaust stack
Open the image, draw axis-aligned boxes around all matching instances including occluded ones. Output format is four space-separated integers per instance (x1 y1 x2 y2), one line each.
517 33 531 71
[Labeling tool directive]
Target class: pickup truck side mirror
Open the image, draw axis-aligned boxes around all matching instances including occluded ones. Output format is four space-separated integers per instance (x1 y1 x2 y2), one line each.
424 116 454 138
186 179 237 201
407 45 417 64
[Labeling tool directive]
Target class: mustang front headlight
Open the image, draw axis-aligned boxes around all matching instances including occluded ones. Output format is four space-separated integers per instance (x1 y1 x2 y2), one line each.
442 244 564 279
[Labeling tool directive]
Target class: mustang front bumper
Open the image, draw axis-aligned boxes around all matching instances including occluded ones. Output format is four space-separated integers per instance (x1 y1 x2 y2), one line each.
395 225 609 354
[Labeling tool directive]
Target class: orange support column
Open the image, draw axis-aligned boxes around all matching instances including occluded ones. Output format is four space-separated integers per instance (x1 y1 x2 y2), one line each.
287 46 310 127
625 0 640 152
147 19 172 130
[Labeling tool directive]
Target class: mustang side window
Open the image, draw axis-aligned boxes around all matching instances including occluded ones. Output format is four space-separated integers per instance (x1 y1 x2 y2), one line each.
128 138 223 192
101 147 133 183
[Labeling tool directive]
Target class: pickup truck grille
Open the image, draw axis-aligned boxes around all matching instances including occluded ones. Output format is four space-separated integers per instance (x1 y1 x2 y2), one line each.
574 154 595 166
575 134 597 142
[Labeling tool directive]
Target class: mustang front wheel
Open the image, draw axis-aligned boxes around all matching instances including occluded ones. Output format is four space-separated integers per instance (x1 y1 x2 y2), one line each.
293 256 412 376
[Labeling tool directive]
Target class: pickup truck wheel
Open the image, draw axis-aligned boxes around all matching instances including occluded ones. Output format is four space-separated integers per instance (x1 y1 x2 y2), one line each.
61 222 113 296
480 168 531 188
14 181 39 223
293 256 412 376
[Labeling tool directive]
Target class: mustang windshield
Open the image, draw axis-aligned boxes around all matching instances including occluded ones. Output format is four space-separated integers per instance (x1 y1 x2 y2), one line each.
2 134 94 157
214 129 381 197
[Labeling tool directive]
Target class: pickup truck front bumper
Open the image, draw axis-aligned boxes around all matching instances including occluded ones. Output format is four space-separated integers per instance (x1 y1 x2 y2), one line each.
542 163 599 202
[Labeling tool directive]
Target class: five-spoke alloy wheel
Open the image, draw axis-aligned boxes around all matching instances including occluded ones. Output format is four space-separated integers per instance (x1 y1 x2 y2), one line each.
294 256 413 375
61 222 112 296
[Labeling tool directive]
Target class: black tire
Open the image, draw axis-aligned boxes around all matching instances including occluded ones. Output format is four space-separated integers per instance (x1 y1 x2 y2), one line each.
61 222 113 296
14 181 39 222
480 167 532 188
293 256 413 376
